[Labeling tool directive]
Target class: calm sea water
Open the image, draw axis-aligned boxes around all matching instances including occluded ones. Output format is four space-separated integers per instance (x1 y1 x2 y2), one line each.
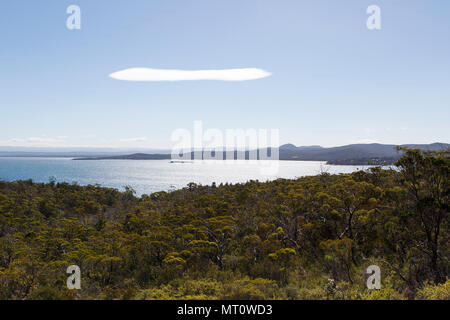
0 157 372 196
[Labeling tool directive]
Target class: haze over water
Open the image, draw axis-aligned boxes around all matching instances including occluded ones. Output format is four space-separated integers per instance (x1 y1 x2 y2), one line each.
0 158 374 196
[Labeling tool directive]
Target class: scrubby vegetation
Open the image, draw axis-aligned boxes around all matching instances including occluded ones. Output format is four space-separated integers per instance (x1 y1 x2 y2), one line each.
0 149 448 300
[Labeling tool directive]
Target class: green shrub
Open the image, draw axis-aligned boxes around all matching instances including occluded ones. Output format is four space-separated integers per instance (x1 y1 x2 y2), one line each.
416 279 450 300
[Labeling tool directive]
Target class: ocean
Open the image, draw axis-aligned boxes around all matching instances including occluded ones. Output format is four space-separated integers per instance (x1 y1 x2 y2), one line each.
0 157 374 196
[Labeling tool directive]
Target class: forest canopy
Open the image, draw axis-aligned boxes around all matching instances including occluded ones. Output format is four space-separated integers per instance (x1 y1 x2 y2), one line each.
0 149 448 300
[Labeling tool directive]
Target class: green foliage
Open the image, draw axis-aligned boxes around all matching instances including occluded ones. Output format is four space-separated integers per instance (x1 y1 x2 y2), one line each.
364 287 407 300
0 149 448 300
415 279 450 300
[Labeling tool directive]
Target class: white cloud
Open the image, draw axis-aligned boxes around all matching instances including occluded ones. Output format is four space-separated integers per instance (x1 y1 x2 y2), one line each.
352 139 381 144
27 136 68 143
1 136 68 147
109 67 272 82
119 137 149 143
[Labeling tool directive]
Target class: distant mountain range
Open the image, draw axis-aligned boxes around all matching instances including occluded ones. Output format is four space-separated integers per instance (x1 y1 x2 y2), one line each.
72 142 449 165
277 142 449 164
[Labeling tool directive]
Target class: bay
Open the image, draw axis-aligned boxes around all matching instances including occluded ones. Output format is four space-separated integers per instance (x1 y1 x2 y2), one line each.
0 157 374 196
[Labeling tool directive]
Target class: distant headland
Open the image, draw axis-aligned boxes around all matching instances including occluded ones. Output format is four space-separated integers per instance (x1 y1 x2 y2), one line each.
72 143 449 165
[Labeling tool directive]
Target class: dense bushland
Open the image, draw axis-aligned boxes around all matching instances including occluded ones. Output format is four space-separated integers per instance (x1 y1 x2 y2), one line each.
0 149 448 300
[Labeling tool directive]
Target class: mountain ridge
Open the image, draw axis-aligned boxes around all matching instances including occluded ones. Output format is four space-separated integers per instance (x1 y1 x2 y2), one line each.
72 142 449 165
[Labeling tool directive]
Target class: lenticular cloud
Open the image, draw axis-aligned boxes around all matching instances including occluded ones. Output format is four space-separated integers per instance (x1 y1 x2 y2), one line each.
109 67 272 82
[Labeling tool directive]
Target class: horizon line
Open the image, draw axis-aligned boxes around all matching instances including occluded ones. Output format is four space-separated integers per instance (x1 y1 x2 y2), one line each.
0 141 448 152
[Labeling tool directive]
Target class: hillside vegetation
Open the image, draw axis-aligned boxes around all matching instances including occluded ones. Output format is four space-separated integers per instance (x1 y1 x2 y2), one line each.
0 149 448 300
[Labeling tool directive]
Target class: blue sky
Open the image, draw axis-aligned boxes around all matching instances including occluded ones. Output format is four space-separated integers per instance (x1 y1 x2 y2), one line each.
0 0 449 148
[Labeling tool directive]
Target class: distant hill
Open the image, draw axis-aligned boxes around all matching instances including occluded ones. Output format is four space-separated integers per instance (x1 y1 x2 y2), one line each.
73 142 449 165
279 144 324 151
74 153 171 160
279 143 450 164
